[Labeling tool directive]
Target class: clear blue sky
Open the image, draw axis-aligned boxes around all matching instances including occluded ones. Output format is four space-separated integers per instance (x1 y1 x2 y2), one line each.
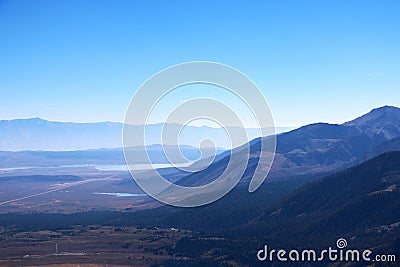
0 0 399 127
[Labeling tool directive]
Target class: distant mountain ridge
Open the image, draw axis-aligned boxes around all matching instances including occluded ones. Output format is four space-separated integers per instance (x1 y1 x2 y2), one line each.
0 118 293 151
0 118 122 151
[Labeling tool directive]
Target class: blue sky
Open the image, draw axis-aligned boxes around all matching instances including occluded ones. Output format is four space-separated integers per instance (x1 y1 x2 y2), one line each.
0 0 399 127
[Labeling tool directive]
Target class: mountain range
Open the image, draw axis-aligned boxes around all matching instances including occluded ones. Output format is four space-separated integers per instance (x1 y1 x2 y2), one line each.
177 105 400 188
110 105 400 231
267 105 400 176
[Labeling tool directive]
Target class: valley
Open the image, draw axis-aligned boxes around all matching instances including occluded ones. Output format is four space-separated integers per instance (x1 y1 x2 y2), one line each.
0 225 192 267
0 106 399 266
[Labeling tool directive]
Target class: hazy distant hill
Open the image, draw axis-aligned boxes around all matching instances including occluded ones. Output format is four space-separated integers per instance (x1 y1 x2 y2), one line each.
0 145 226 168
0 118 293 151
0 118 122 151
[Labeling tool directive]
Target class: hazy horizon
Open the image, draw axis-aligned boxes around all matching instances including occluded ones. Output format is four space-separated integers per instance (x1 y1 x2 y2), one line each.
1 104 398 128
1 1 399 128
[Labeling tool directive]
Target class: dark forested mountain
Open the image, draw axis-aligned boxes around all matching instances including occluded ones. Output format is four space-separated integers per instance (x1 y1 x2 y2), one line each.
262 151 400 232
126 152 400 266
131 152 400 233
226 151 400 265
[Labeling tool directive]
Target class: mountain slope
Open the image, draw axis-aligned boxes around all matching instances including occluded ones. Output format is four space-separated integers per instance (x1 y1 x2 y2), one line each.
268 105 400 177
135 151 400 234
362 136 400 161
267 151 400 221
176 106 400 187
227 151 400 252
344 105 400 139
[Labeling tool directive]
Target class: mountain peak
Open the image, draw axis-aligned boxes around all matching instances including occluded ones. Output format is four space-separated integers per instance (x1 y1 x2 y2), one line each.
26 117 47 123
344 106 400 141
371 105 399 111
344 105 400 127
0 117 46 123
369 105 400 117
342 106 400 141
